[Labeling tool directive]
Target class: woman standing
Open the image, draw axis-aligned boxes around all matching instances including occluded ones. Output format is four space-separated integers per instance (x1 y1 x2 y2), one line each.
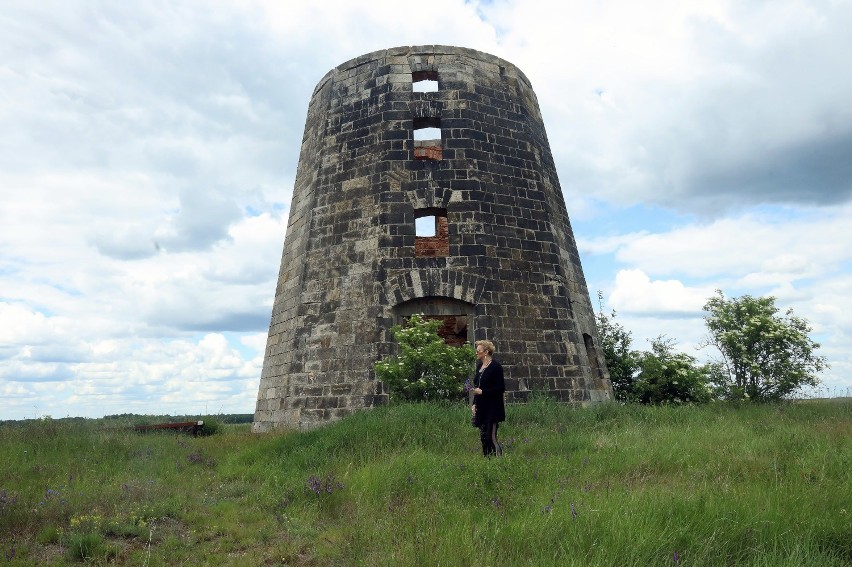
471 340 505 456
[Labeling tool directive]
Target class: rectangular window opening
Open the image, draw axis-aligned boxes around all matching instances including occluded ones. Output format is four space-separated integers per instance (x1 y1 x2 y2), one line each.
412 71 439 93
415 209 449 257
413 116 442 161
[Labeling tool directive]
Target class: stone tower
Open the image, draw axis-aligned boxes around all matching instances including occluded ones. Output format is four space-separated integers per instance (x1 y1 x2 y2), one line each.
253 46 612 432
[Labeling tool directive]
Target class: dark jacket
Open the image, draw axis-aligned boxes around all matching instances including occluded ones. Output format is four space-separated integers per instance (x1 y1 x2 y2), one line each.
473 360 505 424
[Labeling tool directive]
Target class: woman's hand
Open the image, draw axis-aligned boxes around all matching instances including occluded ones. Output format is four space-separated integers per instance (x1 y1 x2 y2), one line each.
472 387 483 395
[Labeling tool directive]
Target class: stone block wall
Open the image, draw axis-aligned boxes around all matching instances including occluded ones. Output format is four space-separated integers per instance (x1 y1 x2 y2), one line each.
253 46 613 432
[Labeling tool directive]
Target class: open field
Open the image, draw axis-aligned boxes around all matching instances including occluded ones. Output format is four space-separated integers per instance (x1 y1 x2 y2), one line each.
1 400 850 565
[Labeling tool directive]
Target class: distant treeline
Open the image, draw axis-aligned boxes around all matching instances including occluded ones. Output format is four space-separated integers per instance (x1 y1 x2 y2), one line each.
0 413 255 427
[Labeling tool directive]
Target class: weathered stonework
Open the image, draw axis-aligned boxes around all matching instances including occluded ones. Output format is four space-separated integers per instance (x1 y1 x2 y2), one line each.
253 46 613 432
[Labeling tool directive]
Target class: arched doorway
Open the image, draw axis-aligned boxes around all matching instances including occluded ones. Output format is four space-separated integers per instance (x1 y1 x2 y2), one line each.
393 297 474 347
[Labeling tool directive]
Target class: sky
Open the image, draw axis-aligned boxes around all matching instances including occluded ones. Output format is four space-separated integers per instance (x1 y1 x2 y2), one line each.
2 0 851 420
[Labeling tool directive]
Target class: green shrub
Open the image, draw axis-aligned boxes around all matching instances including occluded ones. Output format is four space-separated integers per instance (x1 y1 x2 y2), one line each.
198 417 221 436
595 292 639 402
633 337 714 404
374 314 476 401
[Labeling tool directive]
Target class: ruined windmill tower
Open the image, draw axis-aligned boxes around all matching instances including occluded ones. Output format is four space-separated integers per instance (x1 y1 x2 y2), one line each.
253 46 613 432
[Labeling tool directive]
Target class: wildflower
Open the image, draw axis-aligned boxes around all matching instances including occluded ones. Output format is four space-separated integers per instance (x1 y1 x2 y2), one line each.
0 490 17 514
307 475 343 496
673 550 679 564
570 502 577 520
307 475 322 495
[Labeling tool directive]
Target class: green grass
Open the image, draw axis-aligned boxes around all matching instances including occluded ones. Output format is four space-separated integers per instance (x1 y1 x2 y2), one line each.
0 401 849 565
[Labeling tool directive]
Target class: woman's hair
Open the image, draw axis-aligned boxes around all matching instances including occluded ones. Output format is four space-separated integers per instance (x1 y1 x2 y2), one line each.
475 340 495 355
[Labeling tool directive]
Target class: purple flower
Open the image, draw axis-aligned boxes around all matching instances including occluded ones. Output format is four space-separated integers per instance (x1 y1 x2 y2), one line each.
307 475 322 495
307 475 344 496
463 378 473 393
673 550 679 564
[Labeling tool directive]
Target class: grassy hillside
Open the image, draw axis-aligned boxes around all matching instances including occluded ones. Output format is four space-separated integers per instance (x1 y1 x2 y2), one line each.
1 400 850 565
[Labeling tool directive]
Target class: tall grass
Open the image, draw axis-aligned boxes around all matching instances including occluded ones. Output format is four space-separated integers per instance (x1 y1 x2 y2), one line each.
0 401 849 565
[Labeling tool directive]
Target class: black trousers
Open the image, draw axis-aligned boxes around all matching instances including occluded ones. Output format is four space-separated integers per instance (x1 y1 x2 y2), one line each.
479 421 501 456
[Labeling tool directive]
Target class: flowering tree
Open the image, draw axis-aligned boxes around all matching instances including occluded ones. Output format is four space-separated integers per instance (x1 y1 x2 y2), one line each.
374 314 476 402
703 291 827 401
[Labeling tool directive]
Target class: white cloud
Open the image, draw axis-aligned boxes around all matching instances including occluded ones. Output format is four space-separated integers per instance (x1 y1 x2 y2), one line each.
253 0 499 58
2 333 263 419
240 332 268 354
0 303 72 346
605 206 852 286
610 269 714 316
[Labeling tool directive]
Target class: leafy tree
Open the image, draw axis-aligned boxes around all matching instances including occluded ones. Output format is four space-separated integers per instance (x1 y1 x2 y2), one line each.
702 290 827 401
374 314 476 402
595 291 639 402
633 336 715 405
